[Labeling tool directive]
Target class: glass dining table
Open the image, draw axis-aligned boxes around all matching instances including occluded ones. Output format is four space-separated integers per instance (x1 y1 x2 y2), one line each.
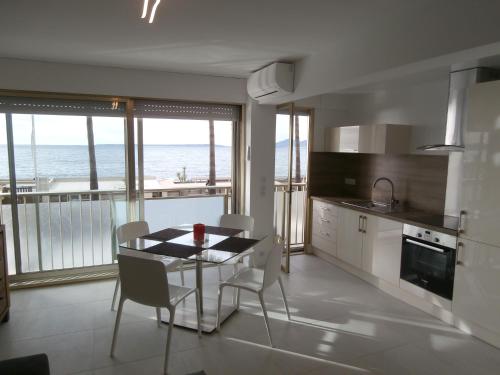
119 224 262 332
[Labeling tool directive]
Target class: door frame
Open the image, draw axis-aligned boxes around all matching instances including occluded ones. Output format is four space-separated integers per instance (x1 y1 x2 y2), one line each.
276 103 314 273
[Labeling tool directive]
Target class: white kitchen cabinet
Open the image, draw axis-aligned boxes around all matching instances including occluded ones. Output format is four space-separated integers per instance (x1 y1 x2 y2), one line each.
311 200 338 256
312 202 403 284
362 213 403 285
458 80 500 247
325 124 412 154
336 207 364 268
453 238 500 337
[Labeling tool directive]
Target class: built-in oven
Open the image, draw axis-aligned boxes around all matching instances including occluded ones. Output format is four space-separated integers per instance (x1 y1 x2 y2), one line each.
400 224 457 300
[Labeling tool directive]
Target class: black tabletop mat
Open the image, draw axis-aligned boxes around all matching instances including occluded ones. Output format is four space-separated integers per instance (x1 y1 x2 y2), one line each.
144 242 202 259
142 228 190 241
204 226 244 236
208 237 259 254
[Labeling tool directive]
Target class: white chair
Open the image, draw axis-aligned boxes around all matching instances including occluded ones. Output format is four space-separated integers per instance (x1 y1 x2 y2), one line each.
112 221 185 310
110 253 201 374
217 214 255 281
216 241 291 347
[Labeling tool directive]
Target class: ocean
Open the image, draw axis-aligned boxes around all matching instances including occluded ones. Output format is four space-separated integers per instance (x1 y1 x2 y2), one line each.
0 143 308 181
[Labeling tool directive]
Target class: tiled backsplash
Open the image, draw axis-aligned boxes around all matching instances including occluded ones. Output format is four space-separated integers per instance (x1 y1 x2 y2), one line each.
309 152 449 214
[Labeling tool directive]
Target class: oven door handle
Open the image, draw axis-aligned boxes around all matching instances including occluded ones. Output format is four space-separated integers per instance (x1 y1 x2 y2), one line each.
405 238 446 253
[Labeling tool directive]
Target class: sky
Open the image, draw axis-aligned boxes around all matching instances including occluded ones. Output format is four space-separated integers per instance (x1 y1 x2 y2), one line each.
275 114 309 143
0 113 309 146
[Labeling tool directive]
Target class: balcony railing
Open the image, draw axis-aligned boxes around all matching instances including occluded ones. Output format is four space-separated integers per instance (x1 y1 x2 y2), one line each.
0 185 232 276
0 182 306 277
274 182 307 248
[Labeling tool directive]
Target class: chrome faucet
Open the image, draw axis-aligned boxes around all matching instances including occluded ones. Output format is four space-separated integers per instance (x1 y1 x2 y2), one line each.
372 177 398 207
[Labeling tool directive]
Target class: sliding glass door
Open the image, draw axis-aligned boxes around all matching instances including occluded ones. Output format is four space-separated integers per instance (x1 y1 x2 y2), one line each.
0 96 128 275
0 95 242 279
275 104 311 272
133 100 241 232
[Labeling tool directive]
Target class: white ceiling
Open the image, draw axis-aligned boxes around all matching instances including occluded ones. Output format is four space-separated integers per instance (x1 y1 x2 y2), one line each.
0 0 445 78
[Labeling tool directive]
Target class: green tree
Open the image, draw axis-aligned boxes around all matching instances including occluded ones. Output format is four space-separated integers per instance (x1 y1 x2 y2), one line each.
86 116 98 199
294 114 301 183
208 120 216 194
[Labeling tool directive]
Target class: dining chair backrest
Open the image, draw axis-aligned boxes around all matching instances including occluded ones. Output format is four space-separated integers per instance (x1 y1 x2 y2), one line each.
117 221 150 244
219 214 254 233
263 242 284 289
117 253 170 307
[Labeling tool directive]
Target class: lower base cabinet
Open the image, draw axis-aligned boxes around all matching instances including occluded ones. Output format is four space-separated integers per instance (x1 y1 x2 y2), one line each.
336 207 364 268
453 238 500 337
363 214 403 285
334 208 402 285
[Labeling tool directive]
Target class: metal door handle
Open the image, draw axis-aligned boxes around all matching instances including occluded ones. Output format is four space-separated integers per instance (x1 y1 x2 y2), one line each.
456 241 464 265
405 238 445 253
358 216 362 232
458 210 467 234
362 216 367 233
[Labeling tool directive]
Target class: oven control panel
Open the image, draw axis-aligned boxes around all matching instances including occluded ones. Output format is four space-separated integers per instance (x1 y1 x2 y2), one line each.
403 224 457 249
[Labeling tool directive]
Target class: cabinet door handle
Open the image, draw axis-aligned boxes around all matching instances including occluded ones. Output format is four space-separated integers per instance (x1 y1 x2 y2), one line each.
362 216 367 233
458 210 467 234
456 241 465 266
358 215 362 232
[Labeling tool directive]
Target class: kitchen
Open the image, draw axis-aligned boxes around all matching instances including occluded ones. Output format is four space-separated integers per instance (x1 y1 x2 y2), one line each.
306 67 500 349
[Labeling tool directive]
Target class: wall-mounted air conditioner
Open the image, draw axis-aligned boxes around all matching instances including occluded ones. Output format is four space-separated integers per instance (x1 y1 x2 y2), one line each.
247 62 294 101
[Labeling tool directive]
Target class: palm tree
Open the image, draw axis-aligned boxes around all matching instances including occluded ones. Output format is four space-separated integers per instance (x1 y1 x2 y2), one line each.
86 116 98 200
294 114 301 183
208 120 216 194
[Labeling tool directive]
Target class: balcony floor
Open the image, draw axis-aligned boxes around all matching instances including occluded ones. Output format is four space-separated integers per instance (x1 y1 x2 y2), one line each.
1 255 499 374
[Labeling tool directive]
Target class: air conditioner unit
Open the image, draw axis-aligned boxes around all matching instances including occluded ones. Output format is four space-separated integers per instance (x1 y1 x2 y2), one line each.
247 63 294 101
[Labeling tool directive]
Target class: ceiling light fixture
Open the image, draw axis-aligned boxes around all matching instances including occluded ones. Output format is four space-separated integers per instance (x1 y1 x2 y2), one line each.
141 0 161 24
141 0 150 19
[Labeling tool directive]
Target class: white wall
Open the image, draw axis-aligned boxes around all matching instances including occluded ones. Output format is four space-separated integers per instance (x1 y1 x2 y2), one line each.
244 99 276 266
301 79 450 153
0 58 247 104
295 95 357 152
351 79 449 151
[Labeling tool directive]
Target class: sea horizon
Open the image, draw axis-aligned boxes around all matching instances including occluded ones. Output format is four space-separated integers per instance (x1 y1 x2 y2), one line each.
0 142 308 180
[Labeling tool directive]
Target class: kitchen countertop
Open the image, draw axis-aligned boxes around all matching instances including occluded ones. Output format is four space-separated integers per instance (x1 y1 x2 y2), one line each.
311 196 459 236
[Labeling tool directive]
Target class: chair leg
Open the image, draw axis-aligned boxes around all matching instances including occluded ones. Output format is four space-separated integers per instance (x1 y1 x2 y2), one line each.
111 276 120 311
195 289 202 338
156 307 162 327
110 297 125 356
216 286 224 331
258 291 274 347
164 308 176 375
218 265 222 281
232 264 238 305
180 265 185 286
278 276 291 320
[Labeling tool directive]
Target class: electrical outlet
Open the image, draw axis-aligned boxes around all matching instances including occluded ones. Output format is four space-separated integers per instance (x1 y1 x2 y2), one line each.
345 178 356 185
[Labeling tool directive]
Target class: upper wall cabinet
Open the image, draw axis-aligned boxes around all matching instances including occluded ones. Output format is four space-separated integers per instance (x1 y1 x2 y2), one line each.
325 124 412 154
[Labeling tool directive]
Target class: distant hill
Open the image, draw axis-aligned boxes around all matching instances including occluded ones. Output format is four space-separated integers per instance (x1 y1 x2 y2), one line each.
275 139 307 147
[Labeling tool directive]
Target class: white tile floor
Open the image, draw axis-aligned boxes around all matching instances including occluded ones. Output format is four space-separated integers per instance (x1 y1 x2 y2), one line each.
1 254 500 375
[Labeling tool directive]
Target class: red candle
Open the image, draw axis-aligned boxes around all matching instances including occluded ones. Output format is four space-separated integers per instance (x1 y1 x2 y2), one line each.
193 223 205 242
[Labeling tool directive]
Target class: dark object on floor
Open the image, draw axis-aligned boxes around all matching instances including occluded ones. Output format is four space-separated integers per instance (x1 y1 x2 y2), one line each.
0 353 50 375
0 224 10 324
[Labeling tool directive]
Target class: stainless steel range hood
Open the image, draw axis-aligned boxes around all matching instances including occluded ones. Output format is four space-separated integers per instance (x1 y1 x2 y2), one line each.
418 68 500 151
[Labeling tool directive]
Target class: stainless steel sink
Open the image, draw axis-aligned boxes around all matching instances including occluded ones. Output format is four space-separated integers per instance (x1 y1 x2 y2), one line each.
341 200 396 213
